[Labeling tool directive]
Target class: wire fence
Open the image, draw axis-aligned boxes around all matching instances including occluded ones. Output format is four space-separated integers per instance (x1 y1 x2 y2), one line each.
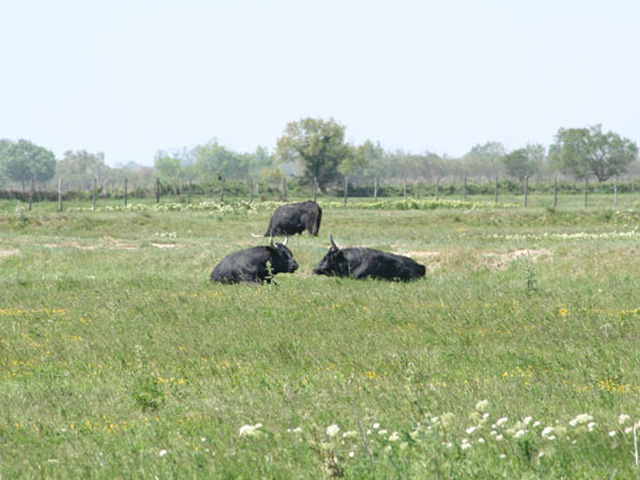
2 174 639 211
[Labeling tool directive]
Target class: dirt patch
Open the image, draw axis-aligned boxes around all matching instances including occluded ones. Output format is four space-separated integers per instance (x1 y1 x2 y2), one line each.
403 251 440 259
482 248 552 271
401 251 441 274
151 243 179 249
0 249 18 258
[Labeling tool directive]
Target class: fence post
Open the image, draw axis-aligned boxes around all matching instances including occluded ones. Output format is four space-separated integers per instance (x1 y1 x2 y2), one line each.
343 177 348 205
494 175 499 206
435 176 440 201
282 177 287 202
373 177 378 202
28 179 35 210
584 175 588 207
523 175 528 207
58 177 63 211
93 178 97 211
250 179 254 203
553 174 558 207
463 176 467 200
156 178 160 204
220 177 225 205
188 180 192 206
613 176 618 206
313 177 318 202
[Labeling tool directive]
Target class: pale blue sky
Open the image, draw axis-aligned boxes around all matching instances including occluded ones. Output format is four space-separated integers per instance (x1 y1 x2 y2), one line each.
1 0 638 166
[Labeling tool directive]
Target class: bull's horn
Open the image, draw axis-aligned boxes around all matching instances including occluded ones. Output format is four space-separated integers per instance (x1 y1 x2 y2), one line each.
329 233 339 250
283 234 289 246
269 230 275 248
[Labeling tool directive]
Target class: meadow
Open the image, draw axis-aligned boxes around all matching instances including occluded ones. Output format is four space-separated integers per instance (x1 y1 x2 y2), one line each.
1 195 640 478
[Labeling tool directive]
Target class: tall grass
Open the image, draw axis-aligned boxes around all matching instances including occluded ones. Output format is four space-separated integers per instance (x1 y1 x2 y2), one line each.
1 198 640 478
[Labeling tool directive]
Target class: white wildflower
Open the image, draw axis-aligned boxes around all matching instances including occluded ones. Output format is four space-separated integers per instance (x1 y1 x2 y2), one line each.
475 399 489 412
378 429 388 436
496 417 509 426
625 427 633 434
499 454 507 459
159 449 168 457
533 421 541 428
609 431 617 437
569 414 593 427
326 424 340 437
348 451 355 458
478 437 485 444
523 417 533 426
541 426 554 438
372 423 380 430
496 434 504 441
239 423 263 437
619 414 631 425
400 442 409 450
389 432 400 442
461 439 472 450
513 430 525 439
466 426 477 435
588 422 597 432
440 412 455 428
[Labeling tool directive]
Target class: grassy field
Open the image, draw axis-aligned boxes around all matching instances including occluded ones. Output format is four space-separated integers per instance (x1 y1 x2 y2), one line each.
1 196 640 478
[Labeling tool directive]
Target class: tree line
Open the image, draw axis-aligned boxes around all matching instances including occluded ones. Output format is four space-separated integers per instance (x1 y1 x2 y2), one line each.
1 119 638 196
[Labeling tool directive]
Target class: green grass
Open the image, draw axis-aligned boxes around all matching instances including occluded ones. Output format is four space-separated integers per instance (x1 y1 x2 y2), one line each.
2 197 640 478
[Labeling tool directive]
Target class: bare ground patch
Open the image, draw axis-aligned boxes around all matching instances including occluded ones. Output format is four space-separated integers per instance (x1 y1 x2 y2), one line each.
0 249 18 258
482 248 552 271
401 251 442 273
151 243 179 249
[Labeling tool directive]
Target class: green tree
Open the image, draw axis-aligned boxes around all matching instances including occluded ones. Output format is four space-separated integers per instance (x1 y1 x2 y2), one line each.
339 140 382 177
192 139 247 181
462 141 506 177
244 146 274 179
154 150 191 192
549 125 638 181
56 150 111 191
502 144 545 180
276 118 351 190
0 139 56 191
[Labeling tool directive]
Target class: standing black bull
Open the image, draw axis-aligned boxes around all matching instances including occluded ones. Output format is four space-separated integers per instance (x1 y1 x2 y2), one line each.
210 236 298 284
313 234 426 281
264 201 322 236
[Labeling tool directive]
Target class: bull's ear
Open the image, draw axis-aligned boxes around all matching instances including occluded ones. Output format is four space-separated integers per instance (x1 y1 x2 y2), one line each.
329 233 339 251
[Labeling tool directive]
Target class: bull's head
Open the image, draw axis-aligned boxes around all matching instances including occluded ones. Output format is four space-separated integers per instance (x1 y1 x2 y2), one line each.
269 231 289 248
267 233 297 274
312 233 347 277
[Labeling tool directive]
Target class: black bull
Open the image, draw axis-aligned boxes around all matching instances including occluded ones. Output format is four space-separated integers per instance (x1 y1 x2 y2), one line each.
264 201 322 236
313 235 426 281
210 239 298 284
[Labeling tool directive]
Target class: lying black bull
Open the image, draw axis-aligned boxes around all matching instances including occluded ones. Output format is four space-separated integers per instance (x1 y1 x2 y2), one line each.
313 234 426 281
264 201 322 236
210 236 298 284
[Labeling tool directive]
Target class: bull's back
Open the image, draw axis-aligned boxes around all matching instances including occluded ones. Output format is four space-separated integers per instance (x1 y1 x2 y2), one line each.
210 248 265 283
344 248 424 280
